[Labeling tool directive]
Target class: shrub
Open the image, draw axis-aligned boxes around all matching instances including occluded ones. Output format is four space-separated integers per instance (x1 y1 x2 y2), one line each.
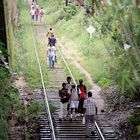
125 108 140 134
63 5 77 20
97 77 111 88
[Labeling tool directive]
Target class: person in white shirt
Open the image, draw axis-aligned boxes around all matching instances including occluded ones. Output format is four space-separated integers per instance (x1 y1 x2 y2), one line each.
47 44 56 68
83 91 97 138
69 84 79 120
31 3 34 10
30 7 35 21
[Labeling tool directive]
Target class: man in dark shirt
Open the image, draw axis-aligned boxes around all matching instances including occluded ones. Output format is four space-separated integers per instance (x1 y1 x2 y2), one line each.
59 83 70 121
48 34 57 47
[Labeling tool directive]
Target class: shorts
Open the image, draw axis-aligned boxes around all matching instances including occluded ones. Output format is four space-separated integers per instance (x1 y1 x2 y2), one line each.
70 101 78 108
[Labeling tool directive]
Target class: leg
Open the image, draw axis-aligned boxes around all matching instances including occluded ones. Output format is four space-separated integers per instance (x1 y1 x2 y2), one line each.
59 102 63 119
78 99 82 114
63 102 68 118
52 56 55 68
70 108 74 119
49 56 51 68
50 56 54 68
85 115 90 136
91 115 96 133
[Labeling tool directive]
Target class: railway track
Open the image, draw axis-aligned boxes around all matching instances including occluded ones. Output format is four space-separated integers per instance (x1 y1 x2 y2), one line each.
29 17 118 139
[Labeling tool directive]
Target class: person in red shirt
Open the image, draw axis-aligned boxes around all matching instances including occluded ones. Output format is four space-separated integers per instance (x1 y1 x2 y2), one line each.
35 6 39 21
77 79 87 116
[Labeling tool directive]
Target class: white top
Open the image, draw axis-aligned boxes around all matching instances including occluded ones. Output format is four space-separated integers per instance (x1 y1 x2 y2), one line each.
70 88 79 101
30 9 35 15
47 46 56 56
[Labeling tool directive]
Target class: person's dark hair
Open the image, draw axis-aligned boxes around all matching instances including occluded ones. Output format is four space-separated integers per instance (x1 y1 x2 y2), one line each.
50 28 52 30
79 79 83 84
62 83 66 87
41 7 43 9
67 76 71 81
88 91 92 97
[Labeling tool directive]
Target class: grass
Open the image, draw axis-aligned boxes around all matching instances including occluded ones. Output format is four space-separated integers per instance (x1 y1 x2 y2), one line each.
36 0 107 88
12 2 49 88
53 8 111 86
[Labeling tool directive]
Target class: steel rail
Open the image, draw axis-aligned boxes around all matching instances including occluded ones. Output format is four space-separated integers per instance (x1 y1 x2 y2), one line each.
57 41 105 140
29 20 56 140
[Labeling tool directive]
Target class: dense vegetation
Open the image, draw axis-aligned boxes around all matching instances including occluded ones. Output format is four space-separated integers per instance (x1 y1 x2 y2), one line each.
0 43 20 140
42 0 140 97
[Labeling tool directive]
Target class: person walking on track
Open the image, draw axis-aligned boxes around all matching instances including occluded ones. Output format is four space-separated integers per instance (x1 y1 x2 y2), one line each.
46 28 54 41
47 44 56 68
35 5 40 21
48 34 57 47
39 7 45 22
66 76 72 94
69 83 79 121
59 83 70 122
30 6 35 21
83 91 97 138
77 79 87 116
66 76 72 116
31 3 34 10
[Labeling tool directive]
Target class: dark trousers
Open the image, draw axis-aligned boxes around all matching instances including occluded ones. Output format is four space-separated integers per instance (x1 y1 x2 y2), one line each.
85 115 96 136
78 98 84 114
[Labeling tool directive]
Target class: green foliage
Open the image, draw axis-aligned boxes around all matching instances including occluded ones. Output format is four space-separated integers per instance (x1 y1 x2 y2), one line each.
127 108 140 126
63 5 77 20
0 66 20 139
27 102 44 119
18 102 44 122
0 119 9 140
49 102 57 114
0 42 8 57
125 108 140 134
137 125 140 135
97 77 111 88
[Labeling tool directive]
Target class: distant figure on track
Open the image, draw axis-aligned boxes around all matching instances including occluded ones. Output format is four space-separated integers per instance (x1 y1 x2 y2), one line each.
48 34 57 47
30 7 35 21
66 76 72 117
59 83 70 122
35 6 40 21
66 76 72 94
46 28 54 41
83 91 97 138
31 3 34 10
69 84 79 121
47 44 56 68
77 79 87 116
39 7 45 22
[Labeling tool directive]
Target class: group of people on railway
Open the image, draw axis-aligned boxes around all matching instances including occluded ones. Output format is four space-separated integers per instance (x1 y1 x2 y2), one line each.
59 76 97 137
30 2 45 22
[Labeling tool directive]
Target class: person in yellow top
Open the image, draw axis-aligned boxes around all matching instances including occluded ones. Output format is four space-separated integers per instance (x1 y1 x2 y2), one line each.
46 28 54 38
46 27 54 46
